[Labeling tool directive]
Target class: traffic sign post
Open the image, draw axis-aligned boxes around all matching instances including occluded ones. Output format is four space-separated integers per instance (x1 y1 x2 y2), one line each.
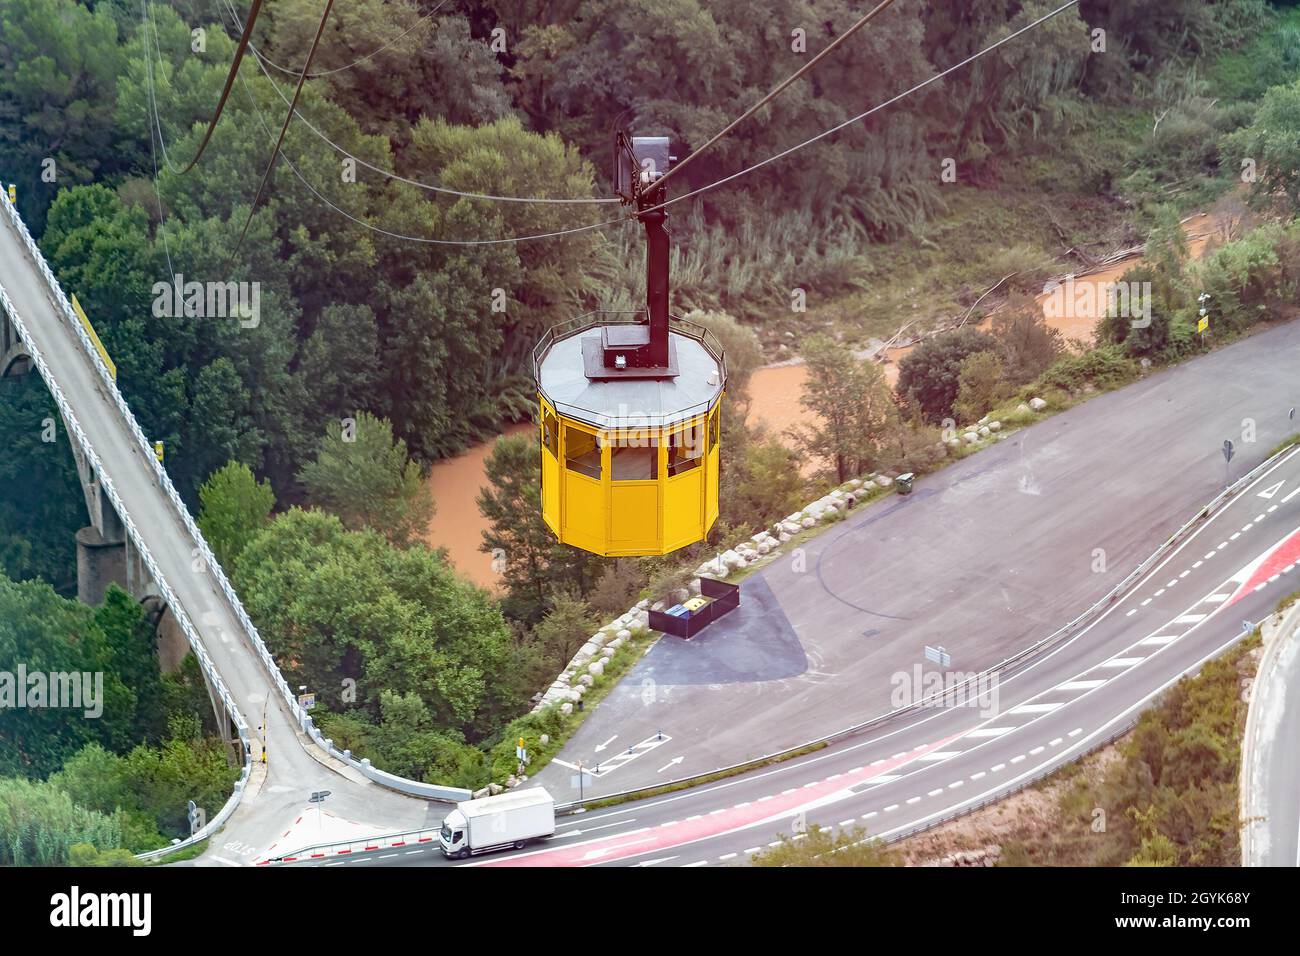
309 790 331 834
924 645 952 668
1223 439 1234 486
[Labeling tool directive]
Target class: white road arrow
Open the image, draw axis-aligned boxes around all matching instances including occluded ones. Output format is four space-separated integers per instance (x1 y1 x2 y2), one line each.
594 735 618 753
1259 480 1285 499
657 756 684 774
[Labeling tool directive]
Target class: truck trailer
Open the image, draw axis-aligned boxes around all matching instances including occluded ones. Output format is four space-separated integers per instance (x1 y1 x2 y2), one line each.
438 787 556 859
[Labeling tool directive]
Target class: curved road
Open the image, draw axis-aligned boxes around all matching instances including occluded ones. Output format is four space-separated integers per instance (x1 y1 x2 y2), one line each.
530 320 1300 802
276 443 1300 867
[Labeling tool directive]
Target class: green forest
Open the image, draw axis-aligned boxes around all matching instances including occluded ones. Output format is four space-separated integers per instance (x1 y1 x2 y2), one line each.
3 0 1300 860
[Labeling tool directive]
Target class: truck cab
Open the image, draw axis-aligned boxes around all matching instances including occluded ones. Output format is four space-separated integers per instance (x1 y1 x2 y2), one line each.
439 810 470 859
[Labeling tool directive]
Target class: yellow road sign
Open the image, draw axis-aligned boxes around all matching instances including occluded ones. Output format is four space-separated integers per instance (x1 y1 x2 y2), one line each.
71 294 117 380
1197 316 1209 334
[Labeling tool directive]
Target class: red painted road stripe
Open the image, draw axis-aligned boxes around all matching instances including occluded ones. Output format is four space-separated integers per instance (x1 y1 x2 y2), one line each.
1227 525 1300 607
476 734 965 867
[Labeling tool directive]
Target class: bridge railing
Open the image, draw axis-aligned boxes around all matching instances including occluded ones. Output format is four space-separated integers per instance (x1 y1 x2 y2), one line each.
0 191 471 811
0 279 252 860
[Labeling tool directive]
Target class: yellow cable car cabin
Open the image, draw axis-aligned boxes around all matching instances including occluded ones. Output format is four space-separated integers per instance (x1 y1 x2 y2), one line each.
533 133 727 557
535 314 725 556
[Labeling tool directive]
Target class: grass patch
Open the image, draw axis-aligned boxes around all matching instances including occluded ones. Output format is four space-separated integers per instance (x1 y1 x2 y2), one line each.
1268 433 1300 457
490 625 660 785
146 838 209 865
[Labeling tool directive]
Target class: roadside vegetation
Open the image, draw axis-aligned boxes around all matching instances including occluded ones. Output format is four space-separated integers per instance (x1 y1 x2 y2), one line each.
1000 634 1258 866
762 633 1259 868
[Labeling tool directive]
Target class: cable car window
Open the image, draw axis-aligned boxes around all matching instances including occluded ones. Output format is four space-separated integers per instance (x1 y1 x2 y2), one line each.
709 411 720 450
565 427 602 479
668 423 704 476
612 433 658 481
543 411 558 458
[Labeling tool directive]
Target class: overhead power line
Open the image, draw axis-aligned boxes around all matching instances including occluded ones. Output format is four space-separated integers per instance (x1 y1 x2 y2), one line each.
177 0 267 173
226 20 629 247
642 0 1083 218
214 0 1079 249
653 0 897 193
228 0 337 263
246 0 452 79
217 0 619 206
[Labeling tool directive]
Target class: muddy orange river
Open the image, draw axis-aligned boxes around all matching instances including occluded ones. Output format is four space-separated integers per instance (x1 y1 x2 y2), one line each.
425 215 1214 588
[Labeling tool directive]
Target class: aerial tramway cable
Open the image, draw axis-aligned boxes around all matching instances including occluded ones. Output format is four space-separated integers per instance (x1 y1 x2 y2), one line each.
175 0 267 173
228 0 337 263
215 0 620 205
207 0 1078 249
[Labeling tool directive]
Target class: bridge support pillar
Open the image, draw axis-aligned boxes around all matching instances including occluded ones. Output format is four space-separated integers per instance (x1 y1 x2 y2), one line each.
75 525 128 606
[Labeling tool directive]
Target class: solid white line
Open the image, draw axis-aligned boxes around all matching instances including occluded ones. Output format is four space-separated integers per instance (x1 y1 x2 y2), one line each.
1283 485 1300 503
1139 634 1178 646
1058 679 1106 690
964 727 1013 737
917 751 960 761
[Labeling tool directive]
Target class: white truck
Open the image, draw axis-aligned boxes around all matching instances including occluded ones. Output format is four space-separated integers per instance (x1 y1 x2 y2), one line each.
438 787 555 859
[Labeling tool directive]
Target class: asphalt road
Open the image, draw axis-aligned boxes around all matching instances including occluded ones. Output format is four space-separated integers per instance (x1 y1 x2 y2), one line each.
273 442 1300 868
531 322 1300 801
